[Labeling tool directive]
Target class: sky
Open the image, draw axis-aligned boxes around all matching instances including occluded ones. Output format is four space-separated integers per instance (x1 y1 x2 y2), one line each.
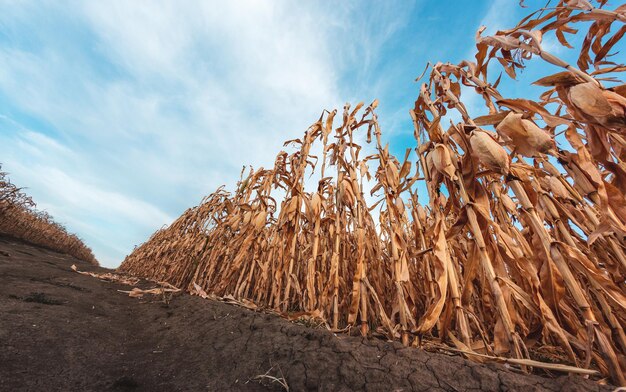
0 0 601 267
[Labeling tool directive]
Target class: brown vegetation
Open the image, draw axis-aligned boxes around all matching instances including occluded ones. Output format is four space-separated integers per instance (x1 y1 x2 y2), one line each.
0 165 97 265
120 1 626 385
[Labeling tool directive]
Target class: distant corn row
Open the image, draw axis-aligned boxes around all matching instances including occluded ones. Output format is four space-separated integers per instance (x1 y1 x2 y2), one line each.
0 165 98 265
120 1 626 385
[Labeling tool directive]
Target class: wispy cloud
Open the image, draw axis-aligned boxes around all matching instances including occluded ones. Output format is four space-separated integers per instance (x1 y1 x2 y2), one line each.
0 0 425 267
480 0 519 35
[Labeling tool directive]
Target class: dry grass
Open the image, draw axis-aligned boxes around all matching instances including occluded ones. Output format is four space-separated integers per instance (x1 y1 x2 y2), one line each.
0 165 97 265
120 1 626 385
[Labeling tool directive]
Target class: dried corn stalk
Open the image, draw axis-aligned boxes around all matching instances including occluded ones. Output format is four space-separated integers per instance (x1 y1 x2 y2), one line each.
0 165 98 264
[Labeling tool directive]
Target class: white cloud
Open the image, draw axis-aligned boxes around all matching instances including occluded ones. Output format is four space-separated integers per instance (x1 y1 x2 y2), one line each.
0 1 418 267
480 0 519 35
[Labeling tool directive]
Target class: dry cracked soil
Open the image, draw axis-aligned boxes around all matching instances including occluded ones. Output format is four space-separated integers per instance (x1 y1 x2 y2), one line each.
0 235 615 391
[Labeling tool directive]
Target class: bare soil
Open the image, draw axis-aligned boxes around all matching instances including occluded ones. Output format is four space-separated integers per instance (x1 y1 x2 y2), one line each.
0 235 613 391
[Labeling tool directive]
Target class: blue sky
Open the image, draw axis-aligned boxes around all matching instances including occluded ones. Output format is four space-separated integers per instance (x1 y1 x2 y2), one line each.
0 0 592 267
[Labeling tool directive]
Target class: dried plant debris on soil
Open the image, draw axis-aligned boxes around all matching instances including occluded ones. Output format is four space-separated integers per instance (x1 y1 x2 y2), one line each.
120 1 626 386
0 236 616 391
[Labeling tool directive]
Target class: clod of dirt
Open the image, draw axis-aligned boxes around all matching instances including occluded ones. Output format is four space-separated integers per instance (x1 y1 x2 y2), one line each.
19 292 64 305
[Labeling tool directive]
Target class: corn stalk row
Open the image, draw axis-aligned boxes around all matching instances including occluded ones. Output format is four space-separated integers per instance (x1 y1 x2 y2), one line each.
120 1 626 384
0 165 98 265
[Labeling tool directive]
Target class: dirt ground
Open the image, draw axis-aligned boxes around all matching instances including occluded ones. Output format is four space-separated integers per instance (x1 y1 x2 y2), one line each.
0 235 615 392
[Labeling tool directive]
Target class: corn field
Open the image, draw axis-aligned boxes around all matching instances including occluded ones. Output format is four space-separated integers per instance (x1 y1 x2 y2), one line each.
0 165 98 265
120 1 626 385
